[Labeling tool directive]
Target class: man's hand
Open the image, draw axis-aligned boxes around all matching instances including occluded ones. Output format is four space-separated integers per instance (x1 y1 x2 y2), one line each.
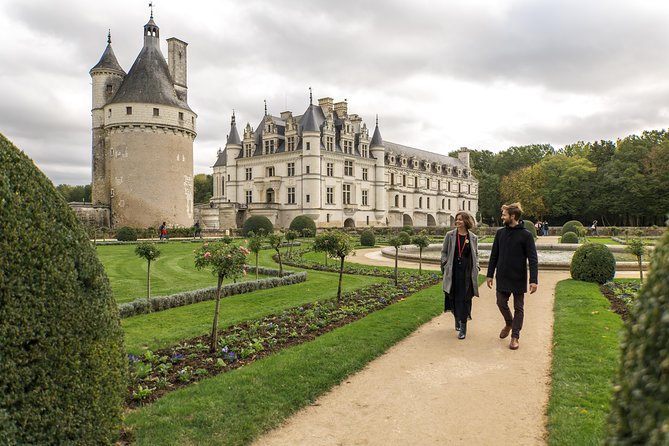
529 283 538 294
486 277 493 289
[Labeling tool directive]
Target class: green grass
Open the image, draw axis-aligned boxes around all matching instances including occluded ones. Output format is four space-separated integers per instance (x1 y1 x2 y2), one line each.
123 271 384 354
582 237 621 245
124 283 445 446
548 279 624 445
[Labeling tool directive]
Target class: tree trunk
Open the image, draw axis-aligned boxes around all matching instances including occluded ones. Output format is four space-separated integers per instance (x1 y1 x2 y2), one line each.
639 257 644 283
337 256 344 306
419 248 423 274
277 251 283 276
394 248 399 286
210 274 224 353
146 260 151 312
255 253 259 280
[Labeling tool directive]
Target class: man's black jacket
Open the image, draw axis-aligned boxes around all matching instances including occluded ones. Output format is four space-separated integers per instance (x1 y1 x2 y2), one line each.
486 221 539 293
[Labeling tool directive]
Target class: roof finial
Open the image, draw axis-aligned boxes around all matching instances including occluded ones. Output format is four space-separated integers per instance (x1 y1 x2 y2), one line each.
264 99 267 116
309 87 312 105
376 114 379 126
149 2 154 19
231 109 236 125
107 29 111 44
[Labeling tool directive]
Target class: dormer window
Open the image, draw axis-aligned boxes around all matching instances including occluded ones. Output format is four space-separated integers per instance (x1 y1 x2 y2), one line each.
126 106 132 115
106 84 113 94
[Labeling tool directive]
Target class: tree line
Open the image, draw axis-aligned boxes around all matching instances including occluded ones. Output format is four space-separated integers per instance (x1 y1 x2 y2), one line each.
459 129 669 227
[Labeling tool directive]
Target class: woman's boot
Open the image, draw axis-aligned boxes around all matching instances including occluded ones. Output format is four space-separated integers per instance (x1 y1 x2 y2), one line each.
455 318 461 331
458 321 467 339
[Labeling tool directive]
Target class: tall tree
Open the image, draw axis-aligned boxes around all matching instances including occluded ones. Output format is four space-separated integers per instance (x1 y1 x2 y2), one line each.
193 174 213 204
499 164 548 219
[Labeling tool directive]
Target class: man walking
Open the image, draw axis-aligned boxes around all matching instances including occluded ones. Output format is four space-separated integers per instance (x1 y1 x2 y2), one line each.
486 202 538 350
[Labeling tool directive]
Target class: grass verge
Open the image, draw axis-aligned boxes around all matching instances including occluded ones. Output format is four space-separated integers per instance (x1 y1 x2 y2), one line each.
123 282 444 445
547 279 623 445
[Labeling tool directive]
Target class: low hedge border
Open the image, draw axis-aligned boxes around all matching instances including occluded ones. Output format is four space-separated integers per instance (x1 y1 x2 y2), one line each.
118 267 306 318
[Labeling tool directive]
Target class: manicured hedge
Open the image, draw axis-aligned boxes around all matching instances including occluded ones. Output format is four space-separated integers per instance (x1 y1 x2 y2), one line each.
289 215 317 236
570 243 615 284
242 215 274 236
560 231 579 244
0 133 126 444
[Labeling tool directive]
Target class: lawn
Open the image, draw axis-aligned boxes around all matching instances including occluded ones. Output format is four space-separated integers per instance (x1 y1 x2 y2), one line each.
547 279 624 445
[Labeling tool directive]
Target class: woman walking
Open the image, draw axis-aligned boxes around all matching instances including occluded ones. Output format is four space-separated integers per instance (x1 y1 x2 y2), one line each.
441 211 480 339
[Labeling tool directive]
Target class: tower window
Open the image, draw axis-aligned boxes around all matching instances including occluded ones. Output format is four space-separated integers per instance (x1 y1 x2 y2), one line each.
179 112 184 120
126 107 132 115
106 84 112 93
306 142 311 150
153 108 160 117
108 109 112 118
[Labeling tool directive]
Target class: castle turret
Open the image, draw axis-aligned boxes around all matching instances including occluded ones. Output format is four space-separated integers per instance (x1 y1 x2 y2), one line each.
91 15 197 228
369 116 387 215
300 91 324 210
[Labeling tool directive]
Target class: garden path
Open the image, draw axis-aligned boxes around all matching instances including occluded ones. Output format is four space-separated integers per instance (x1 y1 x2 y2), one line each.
255 237 634 446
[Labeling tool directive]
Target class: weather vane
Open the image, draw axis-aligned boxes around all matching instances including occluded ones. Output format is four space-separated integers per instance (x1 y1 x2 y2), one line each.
149 2 154 18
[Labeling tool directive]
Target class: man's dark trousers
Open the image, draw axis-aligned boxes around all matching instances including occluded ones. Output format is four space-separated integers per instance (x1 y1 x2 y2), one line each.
496 291 524 339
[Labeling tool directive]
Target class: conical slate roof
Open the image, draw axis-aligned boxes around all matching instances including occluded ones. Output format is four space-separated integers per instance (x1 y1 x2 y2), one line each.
300 104 324 132
226 114 241 145
109 21 190 110
370 120 383 147
90 43 125 75
213 148 227 167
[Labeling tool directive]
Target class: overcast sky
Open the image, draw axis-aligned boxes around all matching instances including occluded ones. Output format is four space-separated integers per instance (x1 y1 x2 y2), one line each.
2 0 669 185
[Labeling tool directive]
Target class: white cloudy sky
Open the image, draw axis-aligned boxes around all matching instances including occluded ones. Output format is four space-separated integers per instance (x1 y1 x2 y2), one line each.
2 0 669 185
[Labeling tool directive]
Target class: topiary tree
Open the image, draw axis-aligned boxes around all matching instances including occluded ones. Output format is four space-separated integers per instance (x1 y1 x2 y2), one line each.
194 242 249 352
267 233 284 276
135 242 161 309
387 235 403 286
247 231 264 280
524 220 538 240
398 231 412 245
289 215 317 237
242 215 273 236
285 229 298 256
360 229 376 247
562 220 584 236
313 231 354 305
570 243 616 283
401 225 414 235
560 231 579 244
116 226 138 241
625 238 648 282
412 230 431 274
606 226 669 445
0 134 126 444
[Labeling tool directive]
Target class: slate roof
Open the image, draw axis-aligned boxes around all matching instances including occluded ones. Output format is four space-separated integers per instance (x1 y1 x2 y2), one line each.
213 148 226 167
90 43 126 75
226 114 241 145
370 123 383 147
384 141 463 166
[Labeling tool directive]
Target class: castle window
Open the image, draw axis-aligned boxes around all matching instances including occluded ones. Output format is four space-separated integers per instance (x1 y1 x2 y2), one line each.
361 144 368 158
427 197 430 209
468 184 471 194
468 201 471 211
126 107 132 115
306 194 310 203
326 136 334 151
287 187 295 204
394 195 399 207
366 216 370 225
342 184 351 205
362 190 368 206
441 198 444 209
415 176 418 187
326 187 334 205
402 175 406 187
427 178 430 189
266 166 275 177
287 136 296 151
327 163 334 177
221 178 224 195
108 109 112 118
362 168 368 181
179 112 184 121
448 181 451 192
192 117 195 126
153 108 159 116
448 198 451 210
245 168 252 180
344 160 353 176
390 173 395 185
327 213 330 223
306 165 310 174
419 197 423 208
110 188 115 197
245 190 252 204
287 162 295 177
438 180 441 190
403 195 407 207
306 142 311 150
106 84 112 93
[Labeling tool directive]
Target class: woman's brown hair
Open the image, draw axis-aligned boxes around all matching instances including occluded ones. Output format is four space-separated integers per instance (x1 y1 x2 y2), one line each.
455 211 476 230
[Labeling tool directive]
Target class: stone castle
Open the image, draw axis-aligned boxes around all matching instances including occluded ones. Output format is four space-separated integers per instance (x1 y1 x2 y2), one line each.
90 14 196 228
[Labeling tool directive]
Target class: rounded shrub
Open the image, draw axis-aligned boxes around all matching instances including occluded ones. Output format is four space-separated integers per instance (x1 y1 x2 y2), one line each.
115 226 138 241
0 134 126 444
398 231 412 245
562 220 584 236
289 215 316 237
524 220 537 239
570 243 615 283
242 215 273 236
560 231 579 244
606 226 669 445
360 229 376 247
401 225 414 235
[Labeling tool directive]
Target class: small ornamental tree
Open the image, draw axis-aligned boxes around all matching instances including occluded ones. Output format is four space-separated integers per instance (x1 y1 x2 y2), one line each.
247 231 264 280
606 226 669 445
412 230 431 274
285 229 298 256
387 235 403 286
134 242 160 309
625 238 648 282
313 231 354 305
267 233 284 276
194 242 250 352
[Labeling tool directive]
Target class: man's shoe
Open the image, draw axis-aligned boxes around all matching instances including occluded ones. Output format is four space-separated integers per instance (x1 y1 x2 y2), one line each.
499 325 512 339
509 337 519 350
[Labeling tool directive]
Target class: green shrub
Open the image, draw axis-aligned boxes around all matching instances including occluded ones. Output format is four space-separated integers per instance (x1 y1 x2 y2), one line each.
0 133 126 444
242 215 273 236
359 229 376 246
562 220 584 236
560 231 579 244
401 225 414 235
570 243 615 283
289 215 317 236
398 231 412 245
606 226 669 445
524 220 537 239
116 226 138 241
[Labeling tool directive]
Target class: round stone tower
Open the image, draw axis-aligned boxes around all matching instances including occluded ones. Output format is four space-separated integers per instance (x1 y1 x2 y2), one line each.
90 14 197 228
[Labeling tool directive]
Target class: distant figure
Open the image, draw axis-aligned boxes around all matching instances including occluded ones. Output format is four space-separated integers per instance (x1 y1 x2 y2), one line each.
542 221 549 236
535 221 543 236
590 220 598 236
159 222 168 241
193 220 202 239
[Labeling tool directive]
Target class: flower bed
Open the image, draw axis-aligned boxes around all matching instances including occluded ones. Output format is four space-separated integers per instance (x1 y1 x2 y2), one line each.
600 281 641 320
126 271 439 407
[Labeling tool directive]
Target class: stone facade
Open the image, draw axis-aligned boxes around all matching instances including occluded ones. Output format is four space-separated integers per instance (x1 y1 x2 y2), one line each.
208 96 478 230
90 16 196 228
